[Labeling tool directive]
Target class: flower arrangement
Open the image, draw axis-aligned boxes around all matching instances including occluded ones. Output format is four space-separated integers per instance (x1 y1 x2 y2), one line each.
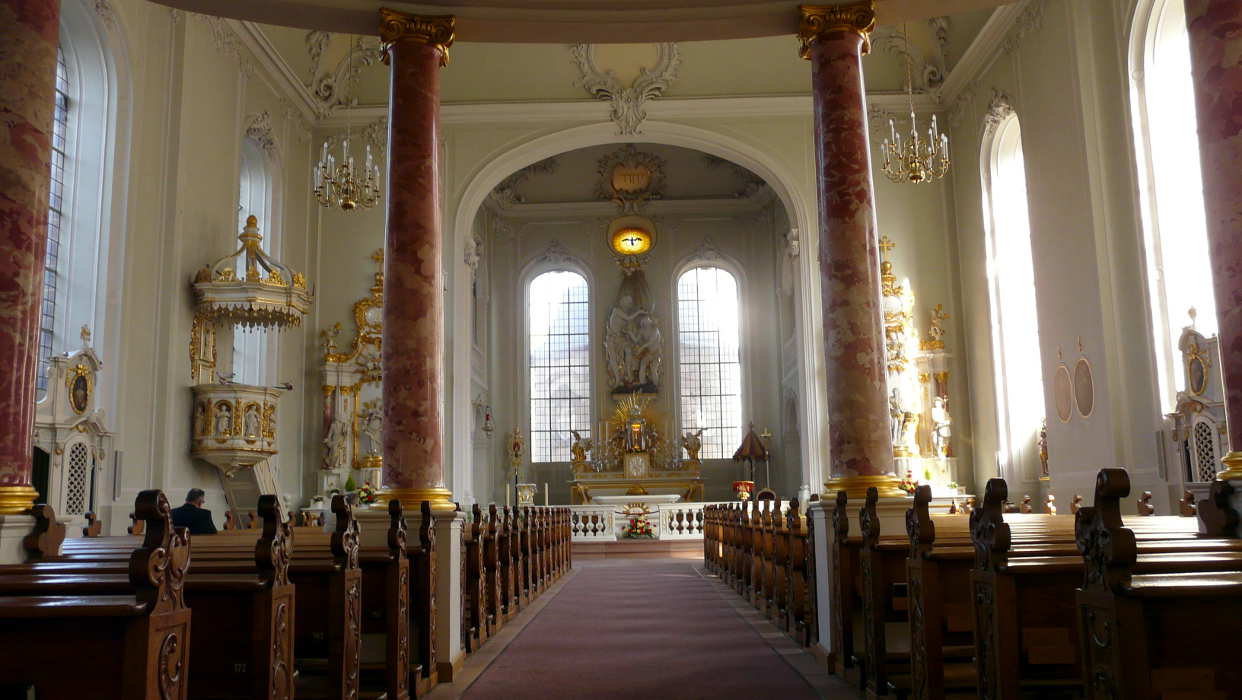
897 472 919 496
356 481 378 504
623 515 655 539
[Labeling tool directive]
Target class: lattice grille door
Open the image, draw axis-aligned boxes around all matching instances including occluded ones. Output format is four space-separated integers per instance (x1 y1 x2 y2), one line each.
1192 421 1218 483
64 442 90 516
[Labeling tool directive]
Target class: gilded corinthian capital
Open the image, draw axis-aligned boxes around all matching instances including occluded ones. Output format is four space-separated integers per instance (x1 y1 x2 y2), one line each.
798 2 878 59
378 8 456 66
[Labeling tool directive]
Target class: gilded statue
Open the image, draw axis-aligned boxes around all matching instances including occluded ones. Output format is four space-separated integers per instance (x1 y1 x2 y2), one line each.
681 428 705 463
569 430 593 471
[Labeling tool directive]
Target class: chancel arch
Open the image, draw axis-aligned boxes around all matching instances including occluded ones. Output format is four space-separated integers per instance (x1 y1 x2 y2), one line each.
980 102 1046 486
450 120 824 498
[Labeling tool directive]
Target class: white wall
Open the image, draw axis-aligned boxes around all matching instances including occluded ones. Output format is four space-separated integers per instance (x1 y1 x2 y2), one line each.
81 0 314 532
946 0 1173 512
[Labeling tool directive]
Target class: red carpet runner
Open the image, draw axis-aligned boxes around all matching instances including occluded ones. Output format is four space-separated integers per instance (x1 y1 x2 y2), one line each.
462 559 821 699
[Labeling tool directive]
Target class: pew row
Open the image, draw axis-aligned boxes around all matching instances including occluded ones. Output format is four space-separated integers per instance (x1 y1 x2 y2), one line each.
0 492 192 699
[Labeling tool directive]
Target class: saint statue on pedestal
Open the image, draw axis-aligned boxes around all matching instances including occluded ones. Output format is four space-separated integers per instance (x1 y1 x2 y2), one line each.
931 397 952 457
323 418 349 470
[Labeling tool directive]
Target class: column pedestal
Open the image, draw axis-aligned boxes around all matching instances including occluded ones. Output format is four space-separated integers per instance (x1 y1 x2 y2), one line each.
0 513 36 565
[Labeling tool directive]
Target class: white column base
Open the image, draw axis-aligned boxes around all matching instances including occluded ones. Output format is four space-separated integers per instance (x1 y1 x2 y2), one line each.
0 513 36 564
431 510 464 679
807 501 833 661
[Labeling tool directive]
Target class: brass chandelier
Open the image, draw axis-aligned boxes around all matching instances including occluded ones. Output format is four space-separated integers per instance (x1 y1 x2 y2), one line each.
313 37 382 211
879 25 950 184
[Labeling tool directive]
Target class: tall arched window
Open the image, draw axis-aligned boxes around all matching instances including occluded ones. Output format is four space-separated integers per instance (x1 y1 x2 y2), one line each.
234 137 274 385
676 266 742 459
528 270 591 462
1131 0 1213 410
38 3 118 399
982 111 1045 474
37 48 71 397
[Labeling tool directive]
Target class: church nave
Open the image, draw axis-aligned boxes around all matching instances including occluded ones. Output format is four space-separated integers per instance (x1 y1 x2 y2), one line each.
439 558 840 700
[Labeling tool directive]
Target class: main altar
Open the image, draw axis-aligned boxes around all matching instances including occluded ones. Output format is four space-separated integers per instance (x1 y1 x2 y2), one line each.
568 395 704 505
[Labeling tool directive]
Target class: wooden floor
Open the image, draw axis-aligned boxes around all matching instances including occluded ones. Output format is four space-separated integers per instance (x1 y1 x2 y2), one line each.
571 539 702 559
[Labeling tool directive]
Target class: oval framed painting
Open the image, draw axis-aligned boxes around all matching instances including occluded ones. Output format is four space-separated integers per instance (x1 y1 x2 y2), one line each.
1074 357 1094 418
1054 363 1073 423
1188 354 1208 396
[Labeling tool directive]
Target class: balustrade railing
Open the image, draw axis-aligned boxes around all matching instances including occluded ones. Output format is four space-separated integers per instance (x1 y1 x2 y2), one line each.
570 501 731 541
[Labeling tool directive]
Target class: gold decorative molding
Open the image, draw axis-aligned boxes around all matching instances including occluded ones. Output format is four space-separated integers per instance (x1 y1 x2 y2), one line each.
381 486 456 512
824 474 904 499
378 9 455 66
0 486 39 515
798 1 878 59
1220 451 1242 481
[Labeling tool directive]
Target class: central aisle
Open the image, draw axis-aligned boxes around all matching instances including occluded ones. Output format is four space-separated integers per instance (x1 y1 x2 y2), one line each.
460 558 837 699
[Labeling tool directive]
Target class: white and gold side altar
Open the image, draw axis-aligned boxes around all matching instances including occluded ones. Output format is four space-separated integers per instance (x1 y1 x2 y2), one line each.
318 250 386 498
34 326 114 531
879 237 959 494
189 215 312 518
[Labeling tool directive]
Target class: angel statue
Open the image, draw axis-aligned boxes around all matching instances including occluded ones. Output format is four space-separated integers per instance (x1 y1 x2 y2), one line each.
681 429 705 464
569 430 593 470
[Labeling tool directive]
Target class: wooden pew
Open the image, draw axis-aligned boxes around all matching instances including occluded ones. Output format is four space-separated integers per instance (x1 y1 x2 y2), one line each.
356 498 413 700
828 491 861 680
41 495 297 699
1075 474 1242 699
285 494 361 699
497 505 518 620
0 492 192 699
462 503 488 652
409 500 437 695
970 471 1242 700
482 505 503 635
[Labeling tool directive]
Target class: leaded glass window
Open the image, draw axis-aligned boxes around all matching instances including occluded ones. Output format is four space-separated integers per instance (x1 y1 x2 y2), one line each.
677 267 742 459
529 271 591 462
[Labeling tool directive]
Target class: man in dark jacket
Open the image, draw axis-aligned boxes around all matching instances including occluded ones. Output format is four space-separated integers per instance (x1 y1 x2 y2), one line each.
171 488 218 535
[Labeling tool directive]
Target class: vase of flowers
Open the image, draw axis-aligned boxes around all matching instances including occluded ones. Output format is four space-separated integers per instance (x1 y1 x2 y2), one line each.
356 481 379 504
897 472 919 496
623 515 655 539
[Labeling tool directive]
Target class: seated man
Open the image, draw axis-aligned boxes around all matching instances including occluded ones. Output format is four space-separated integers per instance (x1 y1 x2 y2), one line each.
171 488 218 535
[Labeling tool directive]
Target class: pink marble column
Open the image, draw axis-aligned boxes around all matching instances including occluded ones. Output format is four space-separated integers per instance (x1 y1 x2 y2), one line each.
799 2 899 496
0 0 58 514
1184 0 1242 477
378 10 456 509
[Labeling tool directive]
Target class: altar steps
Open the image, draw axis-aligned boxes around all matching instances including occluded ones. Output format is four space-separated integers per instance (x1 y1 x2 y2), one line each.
573 539 702 560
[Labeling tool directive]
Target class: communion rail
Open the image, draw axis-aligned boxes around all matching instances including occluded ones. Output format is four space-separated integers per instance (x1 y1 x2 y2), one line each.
570 502 751 542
